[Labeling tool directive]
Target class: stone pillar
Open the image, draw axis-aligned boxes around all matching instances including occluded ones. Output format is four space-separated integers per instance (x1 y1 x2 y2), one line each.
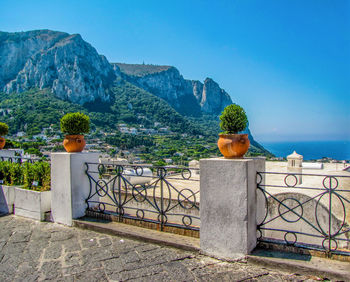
200 157 265 260
51 152 99 226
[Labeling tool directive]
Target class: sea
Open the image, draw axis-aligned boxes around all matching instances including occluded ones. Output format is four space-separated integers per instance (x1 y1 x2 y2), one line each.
260 140 350 161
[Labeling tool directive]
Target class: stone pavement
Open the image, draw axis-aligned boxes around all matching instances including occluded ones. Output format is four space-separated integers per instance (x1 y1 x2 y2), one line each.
0 215 339 281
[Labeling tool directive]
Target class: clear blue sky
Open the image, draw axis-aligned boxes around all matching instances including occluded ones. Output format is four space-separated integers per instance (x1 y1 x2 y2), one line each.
1 0 349 142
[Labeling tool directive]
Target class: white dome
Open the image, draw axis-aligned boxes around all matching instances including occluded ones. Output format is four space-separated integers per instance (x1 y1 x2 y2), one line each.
287 151 303 160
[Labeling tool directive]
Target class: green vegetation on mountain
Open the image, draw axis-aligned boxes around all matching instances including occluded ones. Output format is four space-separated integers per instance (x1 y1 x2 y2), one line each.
0 89 86 135
0 85 198 136
107 79 201 134
0 82 273 159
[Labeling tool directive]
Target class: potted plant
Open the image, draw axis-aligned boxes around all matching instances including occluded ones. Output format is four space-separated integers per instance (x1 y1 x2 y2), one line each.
217 104 250 158
60 112 90 152
0 122 9 150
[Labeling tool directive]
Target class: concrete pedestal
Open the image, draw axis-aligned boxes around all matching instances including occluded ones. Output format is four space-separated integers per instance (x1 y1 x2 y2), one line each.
200 157 265 260
0 185 14 214
14 188 51 221
51 152 99 226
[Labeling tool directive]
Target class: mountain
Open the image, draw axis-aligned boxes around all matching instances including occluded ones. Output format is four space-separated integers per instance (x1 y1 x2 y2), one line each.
0 29 273 157
0 30 232 116
113 63 232 116
0 30 115 104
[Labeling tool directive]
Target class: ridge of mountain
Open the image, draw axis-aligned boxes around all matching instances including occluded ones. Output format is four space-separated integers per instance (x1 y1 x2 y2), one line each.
113 62 232 116
115 63 172 77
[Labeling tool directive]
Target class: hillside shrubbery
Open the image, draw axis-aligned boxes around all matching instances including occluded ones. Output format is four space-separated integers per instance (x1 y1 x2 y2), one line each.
0 161 50 191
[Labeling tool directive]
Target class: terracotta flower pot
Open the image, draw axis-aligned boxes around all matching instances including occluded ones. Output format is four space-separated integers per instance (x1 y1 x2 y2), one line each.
63 135 86 153
0 137 6 150
217 134 250 158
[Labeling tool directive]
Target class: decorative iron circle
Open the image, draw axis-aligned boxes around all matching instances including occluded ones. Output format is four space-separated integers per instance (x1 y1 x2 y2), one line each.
284 232 297 245
8 158 12 163
322 238 338 251
182 215 192 227
85 163 90 172
284 174 298 187
132 186 147 203
257 229 262 240
98 203 106 212
256 172 263 185
315 191 346 237
16 158 22 164
157 167 167 178
157 214 168 224
28 159 33 163
96 180 108 197
181 169 191 180
278 198 303 223
178 189 196 209
136 209 145 219
135 166 144 176
256 187 268 226
115 165 124 175
111 176 129 206
152 180 172 213
98 164 106 175
322 176 338 190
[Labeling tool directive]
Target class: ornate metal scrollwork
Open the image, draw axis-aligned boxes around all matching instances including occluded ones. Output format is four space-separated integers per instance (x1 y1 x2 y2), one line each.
85 162 200 231
257 171 350 256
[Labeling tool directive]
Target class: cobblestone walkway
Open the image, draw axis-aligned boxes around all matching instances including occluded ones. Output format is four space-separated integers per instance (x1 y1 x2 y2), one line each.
0 215 324 281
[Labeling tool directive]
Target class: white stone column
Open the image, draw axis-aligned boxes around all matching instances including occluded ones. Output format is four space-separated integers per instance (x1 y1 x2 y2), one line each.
200 157 265 260
51 152 99 226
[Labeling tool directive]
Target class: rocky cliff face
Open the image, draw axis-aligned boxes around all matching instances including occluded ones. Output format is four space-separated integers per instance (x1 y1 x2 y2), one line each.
193 78 232 115
0 30 115 104
114 63 233 116
0 30 232 115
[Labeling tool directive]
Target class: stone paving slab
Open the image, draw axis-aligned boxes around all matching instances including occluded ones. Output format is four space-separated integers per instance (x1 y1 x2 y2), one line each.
0 215 343 281
73 217 200 251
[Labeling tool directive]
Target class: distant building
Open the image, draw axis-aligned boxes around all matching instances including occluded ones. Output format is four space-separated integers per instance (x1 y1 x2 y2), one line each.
33 134 48 141
302 163 323 169
287 151 303 184
189 160 200 175
119 127 129 134
159 127 169 133
164 158 173 164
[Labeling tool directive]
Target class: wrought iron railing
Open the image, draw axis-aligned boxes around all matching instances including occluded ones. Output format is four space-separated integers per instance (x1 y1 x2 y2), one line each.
85 162 200 232
257 171 350 256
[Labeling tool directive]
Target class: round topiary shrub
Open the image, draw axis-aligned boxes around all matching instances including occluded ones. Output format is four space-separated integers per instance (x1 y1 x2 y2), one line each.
219 104 248 134
60 112 90 135
0 122 9 136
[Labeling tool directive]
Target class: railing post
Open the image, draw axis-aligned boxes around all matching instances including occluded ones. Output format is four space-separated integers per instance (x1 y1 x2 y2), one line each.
51 152 99 226
200 157 265 260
